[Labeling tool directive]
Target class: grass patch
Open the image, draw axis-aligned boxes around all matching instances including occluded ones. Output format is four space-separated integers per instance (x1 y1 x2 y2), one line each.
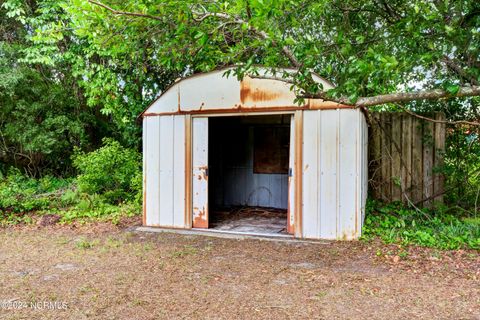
362 201 480 250
171 245 198 258
75 237 98 249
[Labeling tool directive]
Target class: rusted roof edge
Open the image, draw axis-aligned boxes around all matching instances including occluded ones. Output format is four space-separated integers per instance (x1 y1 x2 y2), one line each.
137 65 336 122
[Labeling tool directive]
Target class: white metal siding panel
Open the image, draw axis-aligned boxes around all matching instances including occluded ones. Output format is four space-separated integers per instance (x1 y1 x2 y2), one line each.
192 117 209 227
142 115 147 223
158 116 175 227
144 117 161 226
173 115 186 227
338 110 358 239
302 109 364 240
144 115 186 228
302 111 320 238
319 110 339 239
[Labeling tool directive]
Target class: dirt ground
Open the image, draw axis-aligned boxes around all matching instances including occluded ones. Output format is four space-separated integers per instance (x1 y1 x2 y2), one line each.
0 217 479 320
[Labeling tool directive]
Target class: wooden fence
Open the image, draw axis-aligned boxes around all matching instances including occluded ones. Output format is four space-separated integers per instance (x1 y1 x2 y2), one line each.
369 112 446 207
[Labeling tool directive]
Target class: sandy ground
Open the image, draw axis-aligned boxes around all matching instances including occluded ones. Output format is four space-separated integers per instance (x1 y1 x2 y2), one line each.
0 218 479 320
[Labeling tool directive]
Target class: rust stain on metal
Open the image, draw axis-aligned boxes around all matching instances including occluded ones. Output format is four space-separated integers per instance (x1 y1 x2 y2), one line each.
197 165 209 180
141 104 355 118
193 206 208 228
340 229 357 240
287 176 294 234
240 77 282 105
177 87 181 112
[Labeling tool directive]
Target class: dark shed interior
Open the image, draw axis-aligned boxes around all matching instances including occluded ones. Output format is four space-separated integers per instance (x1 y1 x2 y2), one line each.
208 115 291 234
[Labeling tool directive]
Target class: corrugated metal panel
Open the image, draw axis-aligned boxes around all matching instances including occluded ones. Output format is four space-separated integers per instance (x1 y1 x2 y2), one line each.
173 116 186 227
338 110 358 240
142 114 148 225
192 117 209 228
319 110 339 239
159 116 175 226
302 111 320 238
144 116 160 226
144 115 186 227
302 109 366 240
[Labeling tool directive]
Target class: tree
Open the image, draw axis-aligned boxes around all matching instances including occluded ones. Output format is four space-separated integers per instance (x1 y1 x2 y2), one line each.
0 1 108 176
67 0 480 112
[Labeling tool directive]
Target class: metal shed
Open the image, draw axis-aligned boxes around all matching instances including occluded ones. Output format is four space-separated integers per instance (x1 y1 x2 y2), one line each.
140 67 368 240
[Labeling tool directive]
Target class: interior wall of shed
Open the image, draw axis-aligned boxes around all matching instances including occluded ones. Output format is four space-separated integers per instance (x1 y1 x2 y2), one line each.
208 115 291 211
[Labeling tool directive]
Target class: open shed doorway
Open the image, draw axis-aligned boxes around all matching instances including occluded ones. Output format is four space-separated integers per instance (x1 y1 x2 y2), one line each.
208 115 292 235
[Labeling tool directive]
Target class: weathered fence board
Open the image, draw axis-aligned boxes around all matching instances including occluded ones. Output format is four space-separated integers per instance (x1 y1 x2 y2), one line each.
369 112 445 207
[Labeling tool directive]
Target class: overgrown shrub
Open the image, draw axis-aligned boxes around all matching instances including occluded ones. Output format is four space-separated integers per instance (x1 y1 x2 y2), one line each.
443 126 480 211
0 169 74 225
362 200 480 250
73 138 141 204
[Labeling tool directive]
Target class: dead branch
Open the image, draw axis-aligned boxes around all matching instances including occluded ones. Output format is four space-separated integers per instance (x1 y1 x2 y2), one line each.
301 85 480 107
394 104 480 126
442 56 479 86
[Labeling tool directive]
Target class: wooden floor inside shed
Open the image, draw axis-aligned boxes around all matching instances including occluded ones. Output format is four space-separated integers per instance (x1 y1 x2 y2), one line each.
209 207 288 235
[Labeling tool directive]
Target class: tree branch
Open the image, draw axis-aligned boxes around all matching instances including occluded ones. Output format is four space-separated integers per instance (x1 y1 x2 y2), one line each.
301 85 480 107
192 11 300 67
394 104 480 126
442 56 479 86
87 0 163 21
88 0 301 68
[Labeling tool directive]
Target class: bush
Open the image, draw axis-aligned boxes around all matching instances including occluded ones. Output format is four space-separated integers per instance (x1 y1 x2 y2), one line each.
0 169 75 225
73 139 141 204
362 200 480 250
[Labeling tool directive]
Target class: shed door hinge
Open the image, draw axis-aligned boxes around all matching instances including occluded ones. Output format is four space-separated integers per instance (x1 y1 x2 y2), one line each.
288 168 293 177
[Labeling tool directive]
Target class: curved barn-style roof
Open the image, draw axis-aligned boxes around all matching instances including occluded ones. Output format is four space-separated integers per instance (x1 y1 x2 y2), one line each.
141 67 351 117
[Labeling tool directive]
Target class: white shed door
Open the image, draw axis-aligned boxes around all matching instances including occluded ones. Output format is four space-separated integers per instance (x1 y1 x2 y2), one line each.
192 117 209 228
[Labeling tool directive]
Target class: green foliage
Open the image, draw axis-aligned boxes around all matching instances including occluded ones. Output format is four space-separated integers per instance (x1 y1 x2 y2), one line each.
0 1 110 176
73 139 142 204
58 0 480 103
0 169 74 225
0 169 72 213
0 140 142 225
443 126 480 210
362 200 480 250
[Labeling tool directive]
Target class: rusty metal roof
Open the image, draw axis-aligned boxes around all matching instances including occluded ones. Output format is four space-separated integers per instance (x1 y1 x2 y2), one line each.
140 66 351 118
